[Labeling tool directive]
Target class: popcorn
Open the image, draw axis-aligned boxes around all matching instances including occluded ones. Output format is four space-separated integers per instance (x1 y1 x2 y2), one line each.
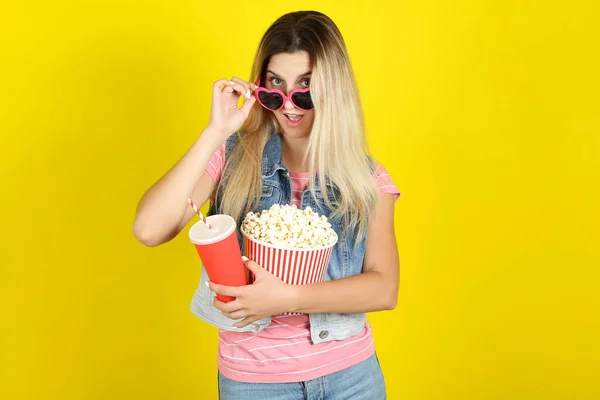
241 204 337 248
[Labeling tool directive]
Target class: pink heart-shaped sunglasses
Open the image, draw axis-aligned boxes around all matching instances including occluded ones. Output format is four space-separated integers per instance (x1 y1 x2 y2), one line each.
253 80 314 111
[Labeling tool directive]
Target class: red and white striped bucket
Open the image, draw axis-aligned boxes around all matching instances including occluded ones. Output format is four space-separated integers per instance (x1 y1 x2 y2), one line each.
241 229 338 315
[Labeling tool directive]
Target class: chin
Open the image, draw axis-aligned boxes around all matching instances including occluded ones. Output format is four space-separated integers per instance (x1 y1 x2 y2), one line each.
281 127 311 138
276 116 312 138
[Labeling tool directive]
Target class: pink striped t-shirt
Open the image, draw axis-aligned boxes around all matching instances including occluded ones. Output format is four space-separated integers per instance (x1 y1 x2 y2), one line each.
205 144 400 383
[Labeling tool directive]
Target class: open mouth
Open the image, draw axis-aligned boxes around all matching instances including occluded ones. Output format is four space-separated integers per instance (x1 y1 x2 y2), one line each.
284 114 303 123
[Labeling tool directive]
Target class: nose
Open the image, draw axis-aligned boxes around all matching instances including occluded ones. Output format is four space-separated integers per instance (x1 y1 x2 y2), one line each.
283 96 295 110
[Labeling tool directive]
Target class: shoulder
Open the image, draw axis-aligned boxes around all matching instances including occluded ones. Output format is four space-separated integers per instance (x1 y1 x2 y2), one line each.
372 161 401 201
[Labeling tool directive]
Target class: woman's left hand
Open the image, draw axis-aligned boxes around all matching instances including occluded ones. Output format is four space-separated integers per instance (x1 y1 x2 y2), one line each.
209 258 298 328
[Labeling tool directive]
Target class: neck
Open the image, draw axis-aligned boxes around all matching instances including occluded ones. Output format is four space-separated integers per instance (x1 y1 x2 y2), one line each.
280 135 310 173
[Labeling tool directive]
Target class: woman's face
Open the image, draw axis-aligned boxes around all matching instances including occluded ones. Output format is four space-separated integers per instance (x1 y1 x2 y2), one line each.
264 51 314 139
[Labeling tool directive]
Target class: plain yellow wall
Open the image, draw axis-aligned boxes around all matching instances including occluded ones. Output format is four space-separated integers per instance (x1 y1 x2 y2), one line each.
2 1 599 399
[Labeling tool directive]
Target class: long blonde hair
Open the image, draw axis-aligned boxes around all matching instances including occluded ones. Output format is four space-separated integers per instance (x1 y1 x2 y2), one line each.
216 11 378 241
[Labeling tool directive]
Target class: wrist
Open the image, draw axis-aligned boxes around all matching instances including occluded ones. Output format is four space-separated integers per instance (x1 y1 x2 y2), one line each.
204 124 232 140
286 284 302 313
198 126 227 150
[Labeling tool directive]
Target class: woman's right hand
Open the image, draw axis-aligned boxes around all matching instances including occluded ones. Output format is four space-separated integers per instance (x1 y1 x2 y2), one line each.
207 77 258 140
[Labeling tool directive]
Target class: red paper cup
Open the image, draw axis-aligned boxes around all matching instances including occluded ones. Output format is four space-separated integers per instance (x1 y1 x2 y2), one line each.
241 228 338 315
189 215 247 302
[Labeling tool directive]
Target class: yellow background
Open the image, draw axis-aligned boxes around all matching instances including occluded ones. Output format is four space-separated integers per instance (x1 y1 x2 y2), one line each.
2 1 599 399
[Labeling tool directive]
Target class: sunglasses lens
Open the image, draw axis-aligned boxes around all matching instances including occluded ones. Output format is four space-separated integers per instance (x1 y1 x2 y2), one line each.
291 91 313 110
257 91 284 110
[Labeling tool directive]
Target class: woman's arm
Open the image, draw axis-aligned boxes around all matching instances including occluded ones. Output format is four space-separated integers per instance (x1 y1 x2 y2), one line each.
132 129 220 247
290 193 399 313
133 78 257 247
210 193 400 327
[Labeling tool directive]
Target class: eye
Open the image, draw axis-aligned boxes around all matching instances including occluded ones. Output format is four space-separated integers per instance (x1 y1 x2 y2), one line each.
300 78 310 87
271 77 283 86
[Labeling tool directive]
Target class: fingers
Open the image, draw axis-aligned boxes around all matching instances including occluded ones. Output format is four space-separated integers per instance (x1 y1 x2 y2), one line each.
213 297 242 313
243 258 261 273
213 77 258 103
208 281 242 298
231 76 257 100
230 76 251 99
234 316 262 329
231 83 250 99
213 78 232 95
229 77 257 116
242 258 278 282
222 309 247 320
212 78 242 98
213 298 248 320
213 78 231 88
240 94 256 115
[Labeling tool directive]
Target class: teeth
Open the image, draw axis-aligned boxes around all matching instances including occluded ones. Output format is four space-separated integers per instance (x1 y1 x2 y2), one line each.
286 114 302 122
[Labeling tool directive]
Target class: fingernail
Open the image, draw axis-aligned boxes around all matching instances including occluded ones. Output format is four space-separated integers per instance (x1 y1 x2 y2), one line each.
205 281 210 287
229 80 234 85
246 89 251 99
242 256 249 262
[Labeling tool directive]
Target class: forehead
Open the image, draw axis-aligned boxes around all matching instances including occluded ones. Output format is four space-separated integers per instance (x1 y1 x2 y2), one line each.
266 51 312 78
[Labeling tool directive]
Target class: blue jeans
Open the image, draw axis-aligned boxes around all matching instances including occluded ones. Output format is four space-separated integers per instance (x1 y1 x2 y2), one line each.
218 353 386 399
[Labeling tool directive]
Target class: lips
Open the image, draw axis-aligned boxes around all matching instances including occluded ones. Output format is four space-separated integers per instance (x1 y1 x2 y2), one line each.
282 113 304 127
284 114 303 122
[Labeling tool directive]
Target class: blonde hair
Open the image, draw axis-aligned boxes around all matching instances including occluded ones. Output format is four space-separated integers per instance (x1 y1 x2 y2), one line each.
215 11 378 241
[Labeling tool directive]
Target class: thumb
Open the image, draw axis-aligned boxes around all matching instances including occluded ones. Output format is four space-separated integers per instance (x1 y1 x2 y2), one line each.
242 256 263 274
240 94 256 116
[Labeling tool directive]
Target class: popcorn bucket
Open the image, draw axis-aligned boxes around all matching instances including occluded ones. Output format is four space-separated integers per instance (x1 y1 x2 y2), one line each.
241 228 338 315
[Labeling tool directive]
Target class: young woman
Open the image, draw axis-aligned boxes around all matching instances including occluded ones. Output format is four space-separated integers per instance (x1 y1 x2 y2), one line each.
133 10 400 400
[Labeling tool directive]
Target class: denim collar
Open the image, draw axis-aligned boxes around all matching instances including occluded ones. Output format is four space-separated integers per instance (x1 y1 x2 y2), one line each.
261 133 342 197
261 134 287 178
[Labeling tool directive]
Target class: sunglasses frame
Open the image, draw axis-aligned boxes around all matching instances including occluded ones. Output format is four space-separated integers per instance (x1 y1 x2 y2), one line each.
253 79 314 111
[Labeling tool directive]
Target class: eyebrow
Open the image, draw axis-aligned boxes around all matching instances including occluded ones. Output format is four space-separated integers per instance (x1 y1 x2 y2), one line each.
266 70 312 80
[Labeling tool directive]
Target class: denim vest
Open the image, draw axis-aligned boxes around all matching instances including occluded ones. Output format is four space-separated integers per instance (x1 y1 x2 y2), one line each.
190 134 368 344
